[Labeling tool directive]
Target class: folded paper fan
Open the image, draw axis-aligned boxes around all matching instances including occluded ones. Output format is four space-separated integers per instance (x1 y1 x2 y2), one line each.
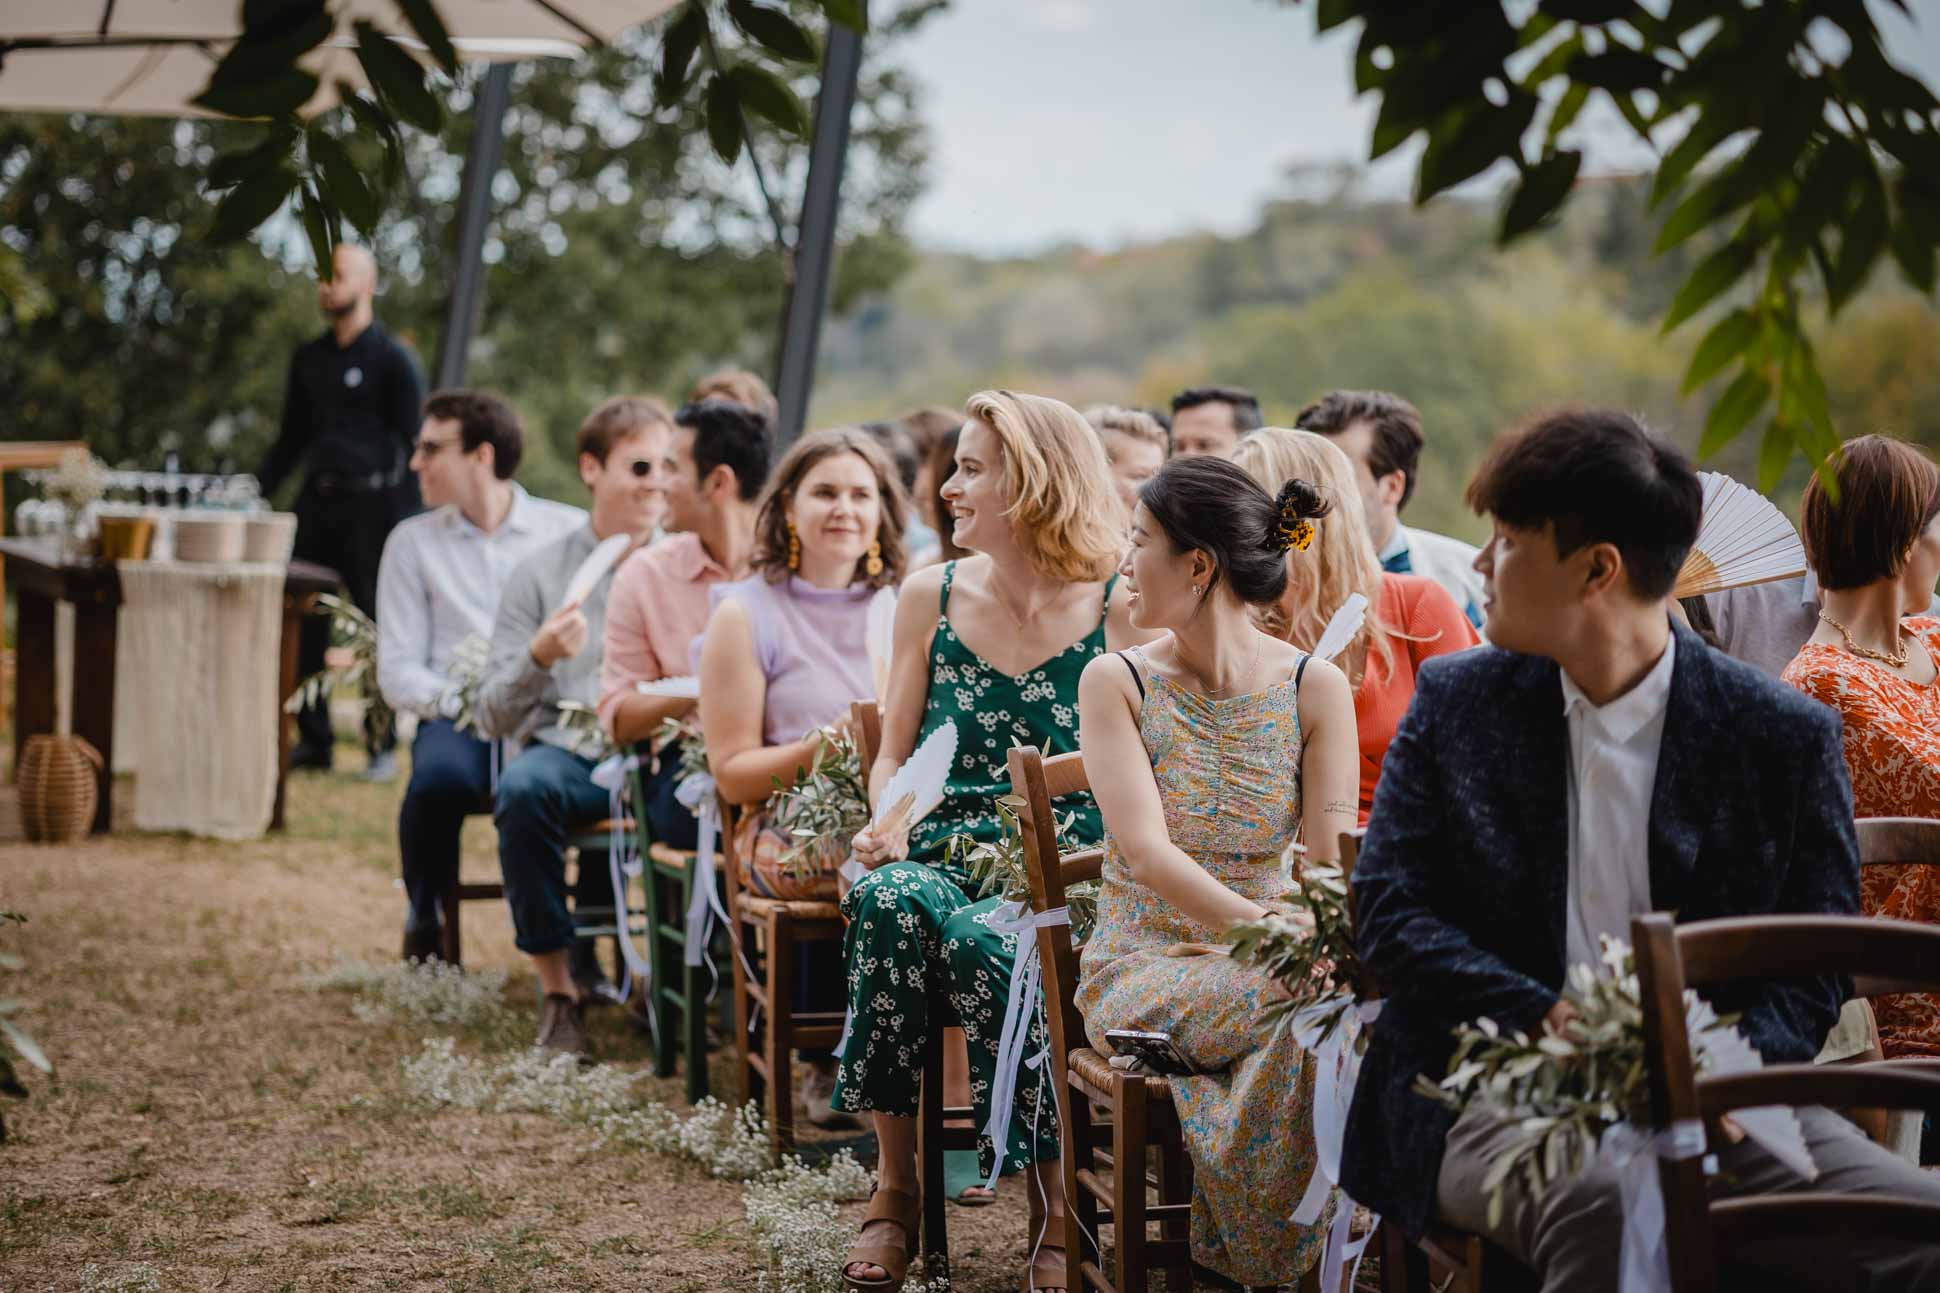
1313 592 1368 663
873 718 957 839
867 586 898 700
634 675 700 700
562 533 633 609
1672 472 1807 599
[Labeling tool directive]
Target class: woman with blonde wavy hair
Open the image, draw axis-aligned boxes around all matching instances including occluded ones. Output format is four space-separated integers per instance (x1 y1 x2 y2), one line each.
837 391 1146 1293
1231 427 1477 823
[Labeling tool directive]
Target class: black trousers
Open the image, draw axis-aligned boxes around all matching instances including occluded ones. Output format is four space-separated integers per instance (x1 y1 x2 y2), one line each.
292 485 406 757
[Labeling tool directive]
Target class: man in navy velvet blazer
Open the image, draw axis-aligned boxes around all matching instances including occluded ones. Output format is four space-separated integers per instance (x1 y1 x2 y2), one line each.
1341 409 1940 1291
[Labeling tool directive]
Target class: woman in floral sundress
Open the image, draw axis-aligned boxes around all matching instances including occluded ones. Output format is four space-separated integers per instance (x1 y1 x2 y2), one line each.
1782 435 1940 1071
836 391 1145 1293
1078 456 1361 1285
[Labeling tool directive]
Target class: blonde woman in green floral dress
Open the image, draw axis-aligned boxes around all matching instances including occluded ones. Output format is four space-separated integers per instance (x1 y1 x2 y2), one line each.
1077 455 1361 1286
837 390 1146 1293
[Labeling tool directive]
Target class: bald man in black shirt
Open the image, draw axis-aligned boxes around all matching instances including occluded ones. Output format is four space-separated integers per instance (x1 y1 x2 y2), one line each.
260 244 425 779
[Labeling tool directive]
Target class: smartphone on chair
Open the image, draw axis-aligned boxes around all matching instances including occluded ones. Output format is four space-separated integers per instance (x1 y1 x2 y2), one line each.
1103 1029 1195 1076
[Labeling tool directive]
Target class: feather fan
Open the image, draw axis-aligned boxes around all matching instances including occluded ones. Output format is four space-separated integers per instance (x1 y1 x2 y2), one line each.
1312 592 1369 662
634 675 701 700
867 586 898 700
1672 472 1806 598
561 533 632 609
873 718 958 839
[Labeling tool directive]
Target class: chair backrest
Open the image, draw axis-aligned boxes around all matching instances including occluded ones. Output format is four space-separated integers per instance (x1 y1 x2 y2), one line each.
1009 745 1105 1088
852 700 882 773
1856 816 1940 870
1630 909 1940 1289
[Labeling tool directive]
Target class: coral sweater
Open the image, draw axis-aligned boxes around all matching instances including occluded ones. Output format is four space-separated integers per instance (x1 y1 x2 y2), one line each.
1352 574 1480 823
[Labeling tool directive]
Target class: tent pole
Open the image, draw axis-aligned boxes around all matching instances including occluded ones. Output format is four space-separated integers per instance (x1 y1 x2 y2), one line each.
434 61 515 390
771 19 862 444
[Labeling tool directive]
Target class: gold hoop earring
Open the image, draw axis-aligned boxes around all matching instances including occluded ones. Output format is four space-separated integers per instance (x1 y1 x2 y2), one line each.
865 540 883 578
786 521 801 572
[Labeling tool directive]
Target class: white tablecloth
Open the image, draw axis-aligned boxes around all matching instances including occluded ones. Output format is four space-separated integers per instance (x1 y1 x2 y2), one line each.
116 560 286 839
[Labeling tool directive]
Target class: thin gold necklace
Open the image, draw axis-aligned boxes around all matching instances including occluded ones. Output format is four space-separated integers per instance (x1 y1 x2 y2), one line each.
992 579 1055 631
1176 632 1263 698
1819 609 1909 668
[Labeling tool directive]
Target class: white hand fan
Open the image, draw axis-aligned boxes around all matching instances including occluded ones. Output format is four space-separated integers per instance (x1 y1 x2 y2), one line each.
866 586 899 699
1312 592 1368 663
1672 472 1807 599
562 533 632 608
872 718 958 839
634 675 701 700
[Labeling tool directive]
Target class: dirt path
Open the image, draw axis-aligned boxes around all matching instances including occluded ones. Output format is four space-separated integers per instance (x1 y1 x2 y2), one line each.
0 770 1037 1293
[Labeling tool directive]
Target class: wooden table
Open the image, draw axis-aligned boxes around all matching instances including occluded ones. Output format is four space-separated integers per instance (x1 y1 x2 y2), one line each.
0 537 340 834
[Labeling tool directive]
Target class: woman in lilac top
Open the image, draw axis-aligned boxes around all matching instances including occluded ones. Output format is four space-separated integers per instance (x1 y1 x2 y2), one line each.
699 427 909 1128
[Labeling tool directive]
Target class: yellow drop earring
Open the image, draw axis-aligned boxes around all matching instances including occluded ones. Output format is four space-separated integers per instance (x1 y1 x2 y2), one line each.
865 539 883 578
787 521 801 572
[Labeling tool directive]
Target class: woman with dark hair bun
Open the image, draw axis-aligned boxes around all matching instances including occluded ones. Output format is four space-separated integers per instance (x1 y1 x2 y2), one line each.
1073 455 1360 1285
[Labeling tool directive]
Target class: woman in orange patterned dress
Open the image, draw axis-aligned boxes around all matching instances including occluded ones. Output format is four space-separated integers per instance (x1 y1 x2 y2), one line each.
1782 434 1940 1062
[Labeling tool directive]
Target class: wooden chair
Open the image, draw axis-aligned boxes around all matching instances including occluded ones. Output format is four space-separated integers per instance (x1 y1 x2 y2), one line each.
439 807 638 972
1847 816 1940 1154
629 753 709 1106
722 771 846 1151
1630 908 1940 1291
851 700 982 1272
1340 830 1529 1293
1012 743 1314 1293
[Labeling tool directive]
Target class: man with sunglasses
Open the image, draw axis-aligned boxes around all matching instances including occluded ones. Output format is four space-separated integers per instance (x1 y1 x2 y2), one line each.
468 397 675 1053
375 390 585 963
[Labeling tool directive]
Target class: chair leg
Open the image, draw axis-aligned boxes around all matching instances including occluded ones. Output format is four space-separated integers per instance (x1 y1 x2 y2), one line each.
683 934 709 1106
440 873 462 967
1064 1092 1103 1290
919 1013 950 1271
1113 1073 1150 1293
644 865 677 1078
1156 1126 1192 1293
1381 1219 1431 1293
731 902 758 1111
767 909 796 1152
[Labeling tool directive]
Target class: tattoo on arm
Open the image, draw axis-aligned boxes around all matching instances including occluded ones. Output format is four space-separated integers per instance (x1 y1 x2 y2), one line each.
1323 799 1355 818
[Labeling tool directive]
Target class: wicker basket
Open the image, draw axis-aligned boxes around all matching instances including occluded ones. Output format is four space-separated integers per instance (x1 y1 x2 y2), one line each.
17 734 101 842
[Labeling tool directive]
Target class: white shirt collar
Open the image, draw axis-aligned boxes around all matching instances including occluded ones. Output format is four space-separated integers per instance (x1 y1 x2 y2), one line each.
1559 630 1677 745
1377 524 1409 563
441 483 534 538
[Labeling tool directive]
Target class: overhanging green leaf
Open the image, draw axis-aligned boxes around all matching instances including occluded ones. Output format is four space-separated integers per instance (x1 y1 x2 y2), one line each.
1568 47 1665 93
726 64 809 136
1826 174 1887 312
1699 367 1771 458
395 0 459 75
1418 93 1538 206
192 67 320 120
1756 419 1794 493
704 73 745 163
298 181 338 275
659 4 708 105
1545 83 1591 146
728 0 818 63
819 0 868 33
306 127 378 234
354 20 443 132
1661 238 1757 333
207 123 300 191
1681 308 1758 393
211 164 298 242
340 86 405 188
1500 149 1581 243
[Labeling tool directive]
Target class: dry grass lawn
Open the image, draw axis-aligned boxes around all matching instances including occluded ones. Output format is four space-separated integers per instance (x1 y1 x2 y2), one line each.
0 751 1042 1293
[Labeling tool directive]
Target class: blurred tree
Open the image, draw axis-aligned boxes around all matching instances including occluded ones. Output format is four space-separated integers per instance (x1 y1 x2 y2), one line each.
0 4 937 504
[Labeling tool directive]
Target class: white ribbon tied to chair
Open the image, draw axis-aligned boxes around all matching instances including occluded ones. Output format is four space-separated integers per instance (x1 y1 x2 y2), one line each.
673 771 730 969
1604 993 1815 1293
980 898 1069 1191
1287 997 1384 1293
591 752 646 1015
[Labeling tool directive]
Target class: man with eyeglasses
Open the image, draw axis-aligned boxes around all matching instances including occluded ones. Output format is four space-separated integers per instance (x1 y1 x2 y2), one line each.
375 389 585 963
467 397 675 1053
259 243 425 780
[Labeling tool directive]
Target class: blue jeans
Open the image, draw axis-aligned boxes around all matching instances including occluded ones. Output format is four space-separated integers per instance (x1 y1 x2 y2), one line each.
399 719 492 933
494 742 612 956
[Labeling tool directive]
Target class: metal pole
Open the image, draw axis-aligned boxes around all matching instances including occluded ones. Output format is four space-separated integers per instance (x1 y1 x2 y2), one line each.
434 61 514 390
771 19 863 443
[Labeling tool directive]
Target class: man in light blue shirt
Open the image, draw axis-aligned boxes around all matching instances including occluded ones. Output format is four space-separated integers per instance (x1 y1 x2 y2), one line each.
376 389 584 962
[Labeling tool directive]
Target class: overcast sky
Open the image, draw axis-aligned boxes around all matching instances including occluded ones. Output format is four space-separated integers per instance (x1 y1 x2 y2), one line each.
894 0 1940 256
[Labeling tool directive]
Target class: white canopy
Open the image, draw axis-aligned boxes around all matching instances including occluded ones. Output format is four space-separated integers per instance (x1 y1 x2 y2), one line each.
0 1 679 116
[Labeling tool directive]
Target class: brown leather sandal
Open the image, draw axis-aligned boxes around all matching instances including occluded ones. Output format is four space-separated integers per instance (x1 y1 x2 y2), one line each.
1022 1238 1069 1293
842 1186 920 1291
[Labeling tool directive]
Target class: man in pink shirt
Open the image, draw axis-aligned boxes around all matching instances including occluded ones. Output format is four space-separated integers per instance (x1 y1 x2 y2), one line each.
598 398 770 844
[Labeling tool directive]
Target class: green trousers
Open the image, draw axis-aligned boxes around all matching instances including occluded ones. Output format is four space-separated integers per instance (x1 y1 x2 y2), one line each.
829 860 1060 1178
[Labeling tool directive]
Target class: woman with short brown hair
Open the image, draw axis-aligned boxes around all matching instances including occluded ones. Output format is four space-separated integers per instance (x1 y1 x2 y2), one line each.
1783 434 1940 1068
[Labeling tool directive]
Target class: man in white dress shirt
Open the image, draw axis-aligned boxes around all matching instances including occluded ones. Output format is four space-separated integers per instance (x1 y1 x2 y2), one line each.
1344 408 1940 1290
376 389 585 961
1297 389 1486 628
